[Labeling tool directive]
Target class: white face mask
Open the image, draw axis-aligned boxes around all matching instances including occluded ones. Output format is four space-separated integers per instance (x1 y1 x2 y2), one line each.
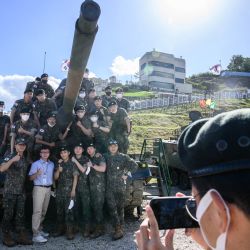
196 189 230 250
48 122 55 127
90 116 98 123
79 92 86 99
77 113 84 119
116 93 123 99
21 114 30 121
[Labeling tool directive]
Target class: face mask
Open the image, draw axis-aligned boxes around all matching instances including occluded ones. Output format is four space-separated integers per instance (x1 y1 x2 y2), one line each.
41 79 48 84
90 116 98 123
196 189 230 250
106 91 111 96
77 113 84 119
79 92 86 99
116 93 123 99
48 122 55 127
21 114 30 121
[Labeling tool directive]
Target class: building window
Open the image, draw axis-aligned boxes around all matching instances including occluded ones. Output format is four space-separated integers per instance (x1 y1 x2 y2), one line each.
175 78 184 83
141 63 147 70
150 71 174 79
148 81 174 90
149 61 174 69
175 67 185 73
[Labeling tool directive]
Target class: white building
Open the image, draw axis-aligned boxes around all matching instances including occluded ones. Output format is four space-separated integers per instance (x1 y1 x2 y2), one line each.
139 50 192 93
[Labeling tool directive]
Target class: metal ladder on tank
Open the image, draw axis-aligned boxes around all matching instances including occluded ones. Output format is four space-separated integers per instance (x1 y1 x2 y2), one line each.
139 138 172 199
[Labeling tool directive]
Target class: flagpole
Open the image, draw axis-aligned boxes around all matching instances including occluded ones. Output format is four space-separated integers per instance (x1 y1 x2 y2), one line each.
43 51 47 73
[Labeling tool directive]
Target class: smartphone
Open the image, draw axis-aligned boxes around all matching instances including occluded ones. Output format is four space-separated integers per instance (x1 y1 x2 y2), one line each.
150 196 199 229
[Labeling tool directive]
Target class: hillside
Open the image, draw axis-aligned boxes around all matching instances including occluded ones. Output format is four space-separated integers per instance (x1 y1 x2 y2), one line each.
128 99 250 154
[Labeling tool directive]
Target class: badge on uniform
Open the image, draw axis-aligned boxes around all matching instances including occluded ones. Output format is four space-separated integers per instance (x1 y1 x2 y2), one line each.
68 199 74 210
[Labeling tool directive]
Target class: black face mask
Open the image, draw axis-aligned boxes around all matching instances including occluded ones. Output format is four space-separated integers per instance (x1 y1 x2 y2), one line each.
106 91 112 96
41 79 48 84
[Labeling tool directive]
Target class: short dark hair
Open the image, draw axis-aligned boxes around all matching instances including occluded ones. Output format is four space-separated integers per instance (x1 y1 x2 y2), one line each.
40 146 50 152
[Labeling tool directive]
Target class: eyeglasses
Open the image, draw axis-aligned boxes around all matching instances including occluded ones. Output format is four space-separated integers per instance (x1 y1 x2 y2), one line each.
185 197 198 222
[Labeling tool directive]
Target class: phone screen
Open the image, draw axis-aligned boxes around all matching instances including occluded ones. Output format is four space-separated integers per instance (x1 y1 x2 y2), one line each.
150 196 199 229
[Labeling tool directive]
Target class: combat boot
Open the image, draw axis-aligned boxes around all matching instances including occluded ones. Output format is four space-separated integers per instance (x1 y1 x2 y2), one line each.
52 224 65 237
66 225 74 240
82 224 90 237
2 232 16 247
89 225 104 239
16 230 33 245
112 225 124 241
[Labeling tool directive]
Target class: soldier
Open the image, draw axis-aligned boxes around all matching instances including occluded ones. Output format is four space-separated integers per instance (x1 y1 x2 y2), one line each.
101 85 115 108
71 142 91 237
81 68 94 94
66 105 93 151
86 88 97 116
115 87 130 112
87 143 106 238
25 77 41 99
10 88 34 124
75 87 88 108
105 139 138 240
108 101 131 154
35 73 55 98
29 146 54 243
33 89 57 127
53 145 78 240
90 111 110 154
0 138 32 247
0 101 10 157
93 96 110 123
10 107 38 162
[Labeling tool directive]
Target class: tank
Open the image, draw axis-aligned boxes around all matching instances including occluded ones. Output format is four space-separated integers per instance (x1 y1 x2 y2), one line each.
57 0 101 130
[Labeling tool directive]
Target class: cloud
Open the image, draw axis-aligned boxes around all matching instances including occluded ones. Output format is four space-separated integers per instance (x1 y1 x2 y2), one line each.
89 71 96 78
0 74 61 111
110 56 139 76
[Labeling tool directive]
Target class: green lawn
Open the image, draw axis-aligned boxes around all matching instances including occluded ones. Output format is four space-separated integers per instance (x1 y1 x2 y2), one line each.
123 91 155 98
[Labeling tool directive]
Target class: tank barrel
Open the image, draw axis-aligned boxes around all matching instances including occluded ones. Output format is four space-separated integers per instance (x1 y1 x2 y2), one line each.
57 0 100 129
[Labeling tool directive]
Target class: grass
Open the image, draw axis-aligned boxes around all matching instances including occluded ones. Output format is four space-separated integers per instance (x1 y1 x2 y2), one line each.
123 91 155 98
128 99 250 154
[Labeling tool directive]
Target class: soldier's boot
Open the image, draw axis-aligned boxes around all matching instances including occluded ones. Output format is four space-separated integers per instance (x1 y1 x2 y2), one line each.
66 226 74 240
112 225 124 241
89 225 104 239
52 224 65 237
2 232 16 247
82 224 91 237
16 231 33 245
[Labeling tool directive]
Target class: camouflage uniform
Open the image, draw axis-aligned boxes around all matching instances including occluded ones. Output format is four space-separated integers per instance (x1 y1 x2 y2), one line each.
11 99 34 123
1 153 29 233
56 160 78 227
88 153 106 226
109 108 130 153
30 82 55 98
101 95 116 108
81 78 94 95
33 98 57 126
0 114 10 157
116 98 130 112
105 152 137 226
75 155 91 229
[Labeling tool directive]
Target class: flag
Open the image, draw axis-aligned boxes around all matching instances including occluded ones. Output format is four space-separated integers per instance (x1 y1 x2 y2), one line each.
61 59 70 72
210 64 222 75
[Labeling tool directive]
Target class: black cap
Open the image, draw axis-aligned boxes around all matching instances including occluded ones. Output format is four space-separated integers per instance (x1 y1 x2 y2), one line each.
24 88 34 94
178 109 250 178
36 89 45 96
0 101 4 105
59 145 70 152
74 105 86 112
108 139 118 145
115 87 123 93
15 137 26 145
47 111 57 119
20 107 31 114
74 142 84 148
108 101 117 107
41 73 48 79
105 86 112 91
87 143 95 148
88 88 96 94
94 96 102 101
35 77 41 81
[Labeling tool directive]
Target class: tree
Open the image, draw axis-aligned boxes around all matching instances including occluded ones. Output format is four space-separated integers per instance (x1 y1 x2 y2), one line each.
227 55 250 72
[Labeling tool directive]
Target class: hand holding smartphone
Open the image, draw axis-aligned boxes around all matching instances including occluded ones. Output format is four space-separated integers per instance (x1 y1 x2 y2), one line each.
150 196 199 230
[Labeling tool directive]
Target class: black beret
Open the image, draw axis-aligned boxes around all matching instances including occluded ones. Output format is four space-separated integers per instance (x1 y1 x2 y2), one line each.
41 73 48 79
74 142 84 148
74 105 86 112
35 77 41 81
115 87 123 93
47 111 57 119
0 101 4 105
24 88 34 94
88 88 96 94
108 139 118 146
105 86 112 91
15 137 26 145
36 89 45 96
59 145 70 152
87 143 95 148
108 101 117 107
94 96 102 101
20 107 31 114
178 109 250 178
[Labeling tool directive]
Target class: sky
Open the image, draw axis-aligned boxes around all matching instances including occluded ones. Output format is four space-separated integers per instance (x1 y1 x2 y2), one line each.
0 0 250 110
